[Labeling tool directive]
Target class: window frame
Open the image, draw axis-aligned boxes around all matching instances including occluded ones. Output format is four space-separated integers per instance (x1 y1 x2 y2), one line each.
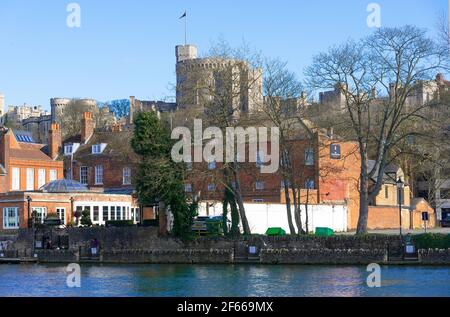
122 167 131 185
95 165 103 185
3 207 19 229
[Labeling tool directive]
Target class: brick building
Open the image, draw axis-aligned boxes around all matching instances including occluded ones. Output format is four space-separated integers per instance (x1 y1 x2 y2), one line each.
0 127 63 193
0 180 140 229
186 130 362 230
61 112 139 194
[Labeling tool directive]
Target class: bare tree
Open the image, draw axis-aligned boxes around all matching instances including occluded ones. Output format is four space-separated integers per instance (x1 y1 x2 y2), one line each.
306 25 446 234
174 40 264 235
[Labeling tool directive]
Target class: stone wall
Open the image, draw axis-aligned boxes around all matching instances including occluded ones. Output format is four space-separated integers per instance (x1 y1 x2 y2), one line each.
260 249 387 264
419 249 450 265
2 228 449 265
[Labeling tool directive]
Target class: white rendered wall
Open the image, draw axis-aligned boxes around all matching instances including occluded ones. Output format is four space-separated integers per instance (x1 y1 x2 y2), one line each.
198 202 348 234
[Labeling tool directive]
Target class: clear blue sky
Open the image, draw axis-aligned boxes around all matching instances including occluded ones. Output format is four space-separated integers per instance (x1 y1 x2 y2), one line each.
0 0 447 109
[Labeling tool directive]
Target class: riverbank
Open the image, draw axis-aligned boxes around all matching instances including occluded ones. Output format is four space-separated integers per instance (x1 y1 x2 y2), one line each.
1 227 449 265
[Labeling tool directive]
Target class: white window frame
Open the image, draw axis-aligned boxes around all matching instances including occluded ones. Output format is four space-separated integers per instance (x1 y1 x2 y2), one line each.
26 168 34 191
92 144 102 154
49 169 57 182
32 207 47 224
38 169 46 188
95 165 103 185
3 207 19 229
56 207 66 225
122 167 131 185
64 144 73 155
80 166 88 185
12 167 20 191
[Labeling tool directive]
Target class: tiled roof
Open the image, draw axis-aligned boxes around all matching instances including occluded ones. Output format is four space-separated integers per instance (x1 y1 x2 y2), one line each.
67 130 139 162
10 143 55 162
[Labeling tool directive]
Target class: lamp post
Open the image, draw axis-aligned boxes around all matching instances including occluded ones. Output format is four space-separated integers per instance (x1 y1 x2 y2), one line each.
396 178 405 241
26 196 32 229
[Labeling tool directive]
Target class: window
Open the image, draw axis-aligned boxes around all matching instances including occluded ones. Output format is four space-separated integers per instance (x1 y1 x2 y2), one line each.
64 144 73 155
111 206 116 221
80 166 88 185
255 181 264 190
93 206 99 222
135 208 140 222
3 208 19 229
95 165 103 185
12 167 20 191
56 208 66 225
32 207 47 224
208 183 215 192
26 168 34 191
305 148 315 166
103 206 109 222
185 184 193 193
384 186 389 199
305 179 315 190
123 167 131 185
116 206 122 220
49 170 57 182
256 151 264 168
92 144 102 154
38 169 46 188
208 161 216 170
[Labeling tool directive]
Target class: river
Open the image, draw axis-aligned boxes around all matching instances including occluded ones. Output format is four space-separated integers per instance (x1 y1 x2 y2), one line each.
0 264 448 297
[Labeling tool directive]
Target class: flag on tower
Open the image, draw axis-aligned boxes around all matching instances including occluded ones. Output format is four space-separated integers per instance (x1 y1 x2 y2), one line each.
180 11 186 19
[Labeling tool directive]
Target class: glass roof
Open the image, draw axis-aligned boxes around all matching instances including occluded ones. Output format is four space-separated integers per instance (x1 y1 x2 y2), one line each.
40 179 89 193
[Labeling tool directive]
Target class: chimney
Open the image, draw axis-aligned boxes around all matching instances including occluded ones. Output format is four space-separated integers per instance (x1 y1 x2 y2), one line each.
371 88 377 99
128 96 135 125
436 73 445 85
327 127 334 139
49 123 61 160
81 112 94 143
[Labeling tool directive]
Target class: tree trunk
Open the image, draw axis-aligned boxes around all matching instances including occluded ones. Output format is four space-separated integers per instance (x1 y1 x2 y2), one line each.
356 171 369 235
283 181 296 235
158 201 168 236
231 166 251 235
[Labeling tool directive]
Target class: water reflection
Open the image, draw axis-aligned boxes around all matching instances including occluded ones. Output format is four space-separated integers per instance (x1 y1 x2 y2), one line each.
0 264 448 297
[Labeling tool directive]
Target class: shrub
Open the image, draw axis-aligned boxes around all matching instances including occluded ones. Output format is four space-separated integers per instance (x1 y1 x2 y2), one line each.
141 219 159 227
413 233 450 249
80 210 92 227
105 220 135 227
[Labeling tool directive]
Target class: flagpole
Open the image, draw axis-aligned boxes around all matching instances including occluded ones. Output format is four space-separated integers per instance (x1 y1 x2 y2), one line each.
185 12 187 45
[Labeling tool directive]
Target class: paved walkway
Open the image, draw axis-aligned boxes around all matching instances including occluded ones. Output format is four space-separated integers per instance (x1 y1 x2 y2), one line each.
338 227 450 235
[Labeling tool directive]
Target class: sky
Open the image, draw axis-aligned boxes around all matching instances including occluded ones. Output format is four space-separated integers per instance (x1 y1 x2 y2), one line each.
0 0 447 110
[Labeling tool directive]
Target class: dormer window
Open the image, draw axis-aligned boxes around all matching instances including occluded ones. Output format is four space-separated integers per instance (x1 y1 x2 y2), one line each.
92 143 107 154
64 144 73 155
64 143 80 156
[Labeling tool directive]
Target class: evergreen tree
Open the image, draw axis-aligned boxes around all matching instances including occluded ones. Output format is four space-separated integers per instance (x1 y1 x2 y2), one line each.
131 111 197 238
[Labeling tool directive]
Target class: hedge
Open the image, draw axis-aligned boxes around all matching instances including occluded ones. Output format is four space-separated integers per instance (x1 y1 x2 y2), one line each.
413 234 450 249
141 219 159 227
105 220 135 227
